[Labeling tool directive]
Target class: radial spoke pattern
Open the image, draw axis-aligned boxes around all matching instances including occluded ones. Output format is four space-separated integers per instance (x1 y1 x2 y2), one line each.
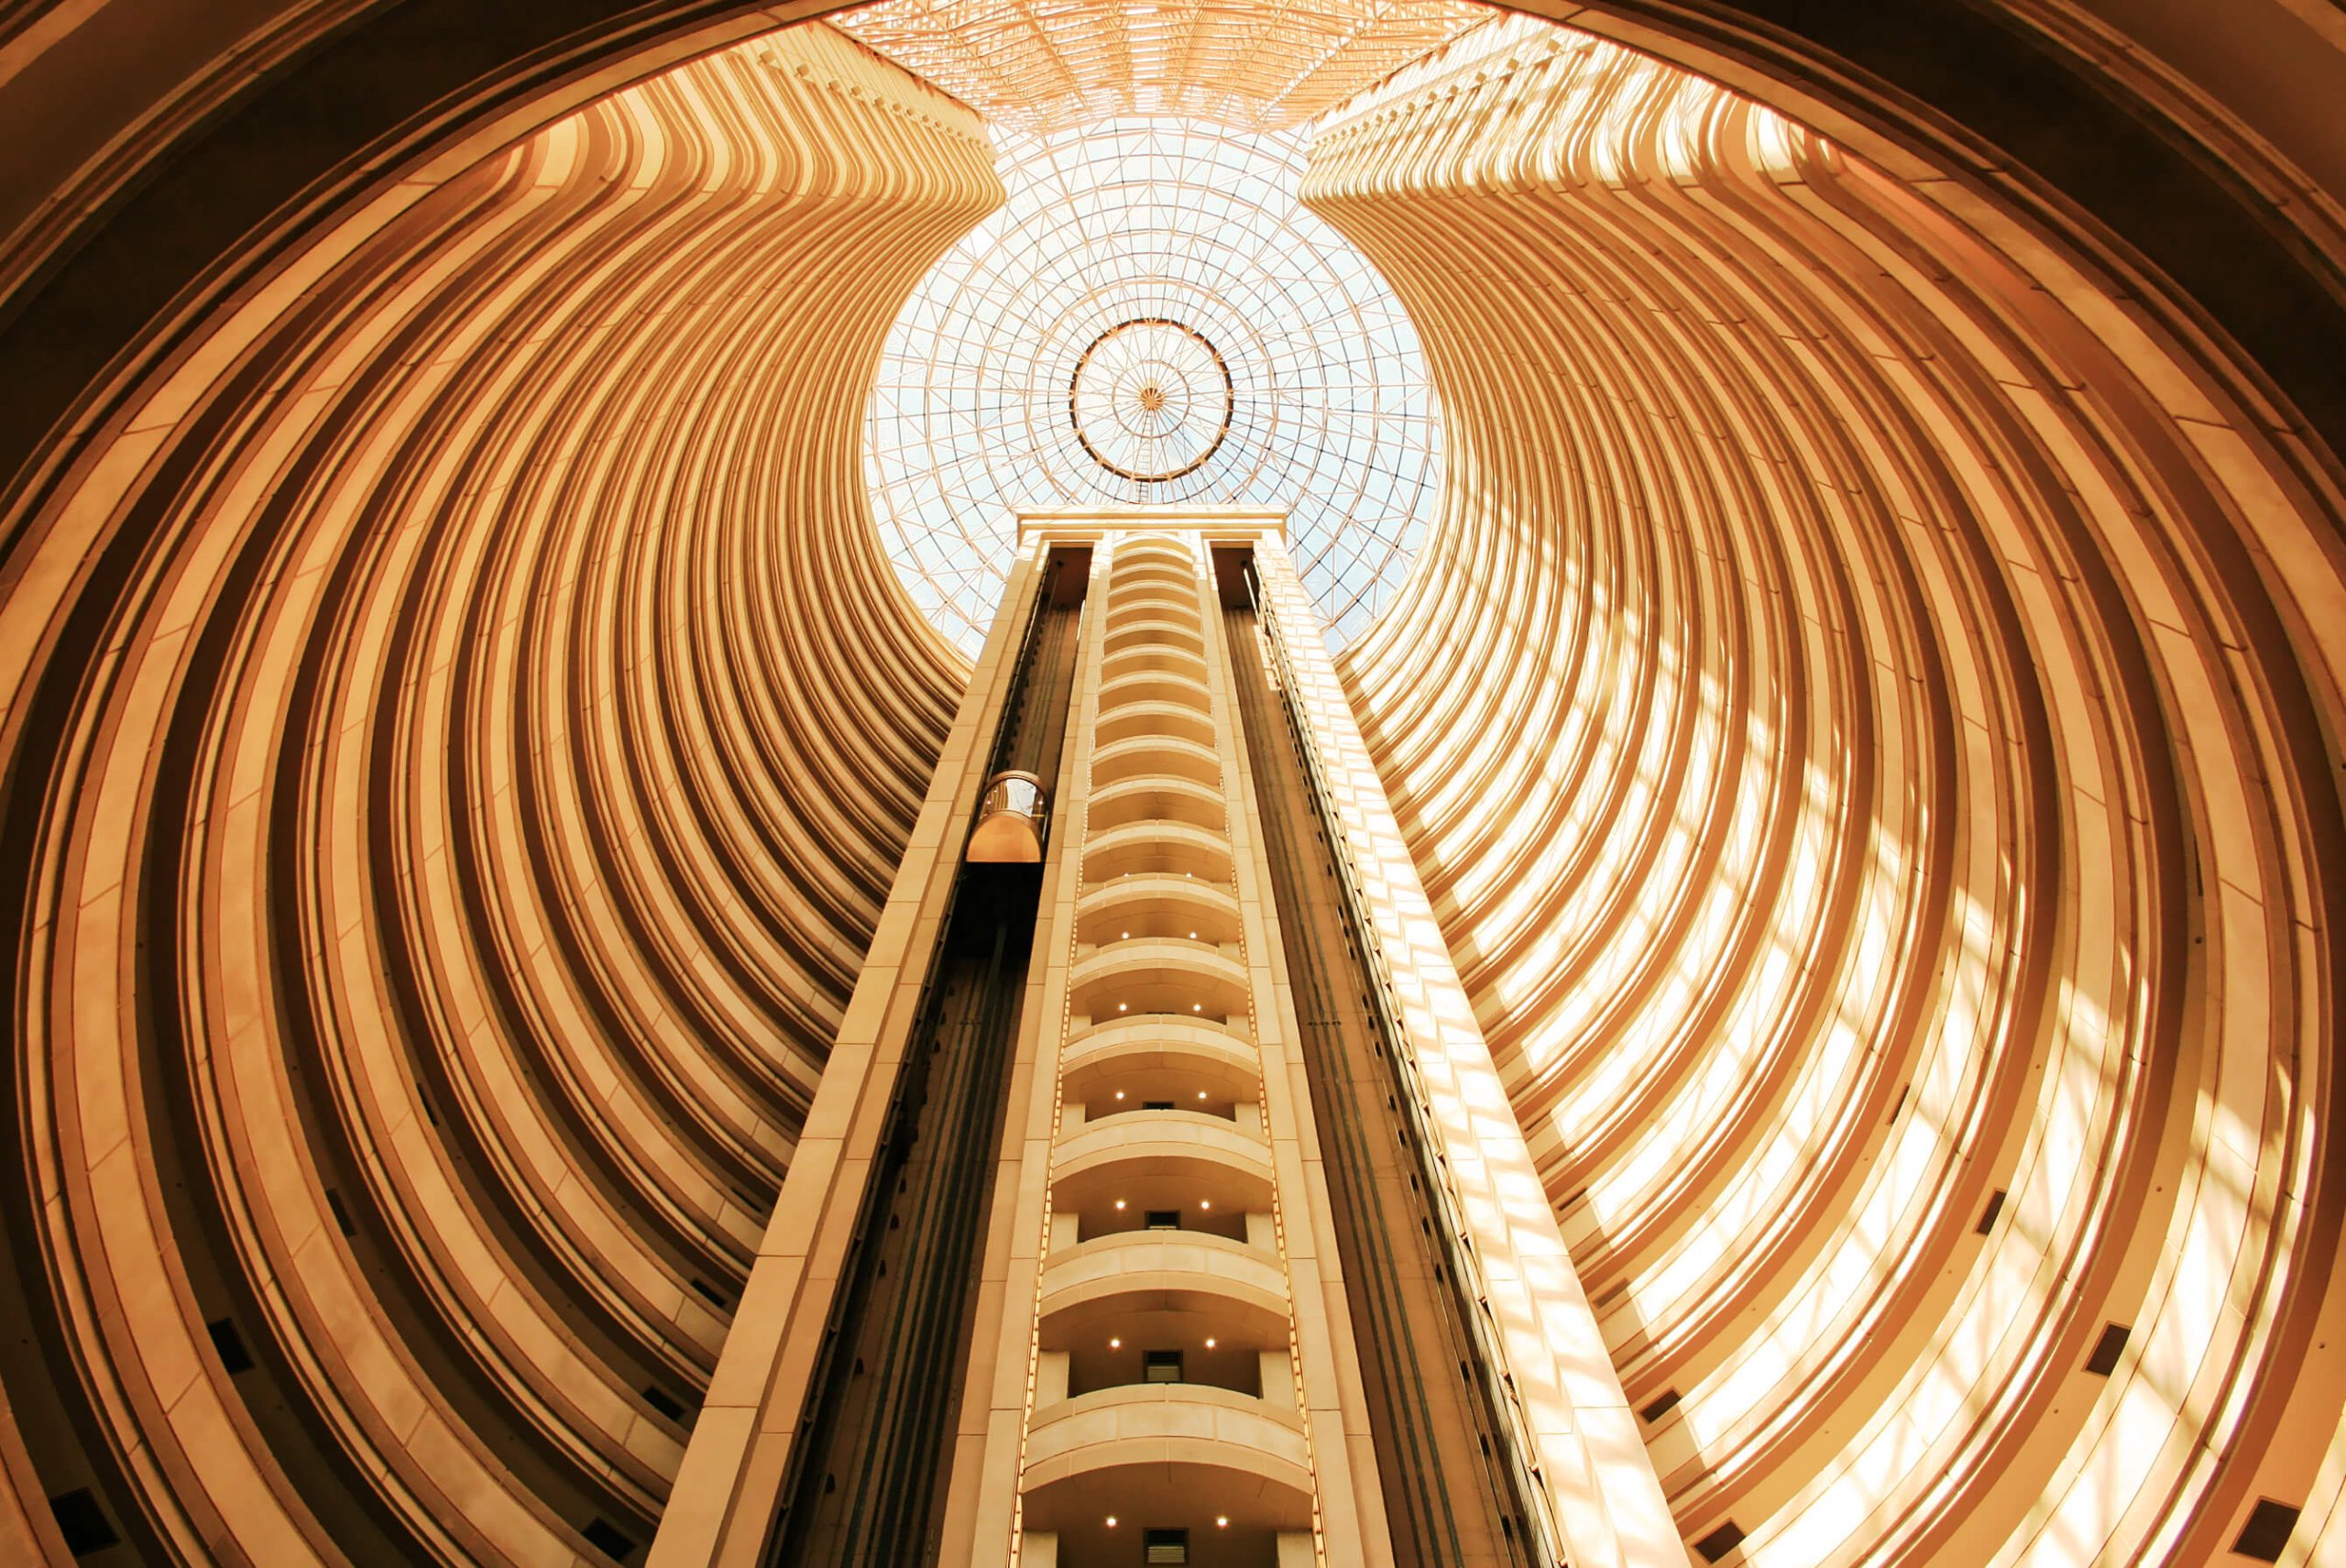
866 116 1443 655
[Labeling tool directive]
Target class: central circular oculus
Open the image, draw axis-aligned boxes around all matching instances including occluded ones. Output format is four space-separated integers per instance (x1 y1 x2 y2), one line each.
1069 317 1235 483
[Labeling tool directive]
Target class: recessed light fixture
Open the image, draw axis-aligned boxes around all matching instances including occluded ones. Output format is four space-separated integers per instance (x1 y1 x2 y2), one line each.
1204 1337 1216 1349
1110 1337 1122 1348
1192 1003 1201 1012
1115 1200 1127 1210
1116 1091 1126 1100
1119 1003 1129 1012
1196 1091 1207 1100
1106 1516 1118 1529
1200 1200 1212 1211
1217 1516 1230 1529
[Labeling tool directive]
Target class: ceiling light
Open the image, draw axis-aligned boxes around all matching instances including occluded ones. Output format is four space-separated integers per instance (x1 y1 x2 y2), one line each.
1114 1200 1127 1210
1218 1517 1230 1529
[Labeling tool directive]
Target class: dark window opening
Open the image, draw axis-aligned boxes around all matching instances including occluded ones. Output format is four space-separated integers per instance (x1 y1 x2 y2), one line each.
2084 1322 2130 1376
1639 1388 1682 1424
1143 1350 1183 1384
1144 1209 1182 1232
1144 1527 1190 1564
1976 1189 2007 1235
207 1317 255 1375
2233 1498 2301 1562
582 1517 636 1562
49 1489 119 1557
1694 1520 1746 1562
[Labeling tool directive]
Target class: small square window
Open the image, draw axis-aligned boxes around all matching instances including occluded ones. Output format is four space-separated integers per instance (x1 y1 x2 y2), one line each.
1144 1209 1181 1231
1143 1527 1189 1563
1143 1350 1183 1383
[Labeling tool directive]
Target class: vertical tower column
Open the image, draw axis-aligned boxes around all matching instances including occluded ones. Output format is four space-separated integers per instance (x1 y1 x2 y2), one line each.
952 520 1392 1568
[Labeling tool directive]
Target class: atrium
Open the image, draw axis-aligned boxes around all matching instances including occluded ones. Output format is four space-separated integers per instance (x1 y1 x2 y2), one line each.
0 2 2341 1565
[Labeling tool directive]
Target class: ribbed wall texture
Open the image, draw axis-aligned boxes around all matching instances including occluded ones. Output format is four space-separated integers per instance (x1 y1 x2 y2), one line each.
1316 22 2346 1565
0 4 2341 1566
0 27 989 1563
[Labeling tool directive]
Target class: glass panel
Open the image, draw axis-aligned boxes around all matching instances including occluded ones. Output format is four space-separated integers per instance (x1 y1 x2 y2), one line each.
864 116 1446 656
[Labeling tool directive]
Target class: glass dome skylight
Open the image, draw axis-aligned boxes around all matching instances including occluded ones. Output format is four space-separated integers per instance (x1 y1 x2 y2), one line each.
863 115 1445 658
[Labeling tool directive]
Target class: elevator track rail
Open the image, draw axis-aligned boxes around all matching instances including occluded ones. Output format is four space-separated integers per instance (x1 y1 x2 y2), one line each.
764 555 1084 1567
1221 559 1563 1568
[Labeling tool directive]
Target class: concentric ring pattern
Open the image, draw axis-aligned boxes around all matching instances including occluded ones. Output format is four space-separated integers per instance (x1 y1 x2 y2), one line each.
1068 316 1235 481
1317 16 2346 1563
864 116 1443 655
0 29 995 1562
0 3 2342 1567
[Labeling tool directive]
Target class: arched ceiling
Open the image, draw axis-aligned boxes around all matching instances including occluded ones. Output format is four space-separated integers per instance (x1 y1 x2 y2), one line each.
0 3 2341 1566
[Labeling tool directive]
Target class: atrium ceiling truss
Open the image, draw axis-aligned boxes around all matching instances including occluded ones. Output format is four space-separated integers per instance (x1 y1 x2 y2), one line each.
832 0 1494 132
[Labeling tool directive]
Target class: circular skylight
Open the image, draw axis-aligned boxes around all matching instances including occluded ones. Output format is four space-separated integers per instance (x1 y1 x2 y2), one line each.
865 116 1444 658
1069 317 1235 482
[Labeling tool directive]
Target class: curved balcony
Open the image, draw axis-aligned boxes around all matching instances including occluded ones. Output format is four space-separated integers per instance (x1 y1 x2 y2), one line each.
1051 1116 1274 1243
1040 1233 1291 1396
1104 574 1196 610
1045 1315 1285 1399
1062 1017 1259 1115
1080 819 1232 885
1091 733 1219 789
1096 666 1211 716
1094 699 1216 751
1086 773 1225 835
1100 642 1207 685
1102 615 1205 659
1039 1229 1289 1325
1106 549 1189 579
1021 1387 1314 1554
1102 583 1199 619
1074 874 1240 947
1069 938 1250 1024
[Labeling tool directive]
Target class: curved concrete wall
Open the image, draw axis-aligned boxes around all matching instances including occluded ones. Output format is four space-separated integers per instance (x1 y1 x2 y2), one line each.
0 1 2338 1563
0 27 991 1562
1315 21 2346 1565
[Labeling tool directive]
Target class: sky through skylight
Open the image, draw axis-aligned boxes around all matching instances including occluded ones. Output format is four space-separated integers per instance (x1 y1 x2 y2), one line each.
864 115 1445 657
